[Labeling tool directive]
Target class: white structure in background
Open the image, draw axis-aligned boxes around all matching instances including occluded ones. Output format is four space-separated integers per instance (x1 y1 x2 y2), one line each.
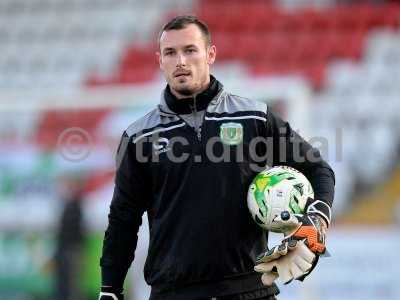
314 29 400 214
278 227 400 300
0 0 195 90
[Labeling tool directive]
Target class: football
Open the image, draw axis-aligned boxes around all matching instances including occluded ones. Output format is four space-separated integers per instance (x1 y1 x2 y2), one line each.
247 166 314 232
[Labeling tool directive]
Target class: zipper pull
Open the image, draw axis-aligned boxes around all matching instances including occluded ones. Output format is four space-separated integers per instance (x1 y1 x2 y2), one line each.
197 128 201 140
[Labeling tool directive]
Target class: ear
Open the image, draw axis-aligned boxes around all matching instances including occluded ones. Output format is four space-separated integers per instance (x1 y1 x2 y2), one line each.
156 51 163 70
207 45 216 65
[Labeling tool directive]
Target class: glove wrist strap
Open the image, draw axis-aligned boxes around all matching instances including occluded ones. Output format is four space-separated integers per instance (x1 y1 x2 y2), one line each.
305 199 331 227
99 292 119 300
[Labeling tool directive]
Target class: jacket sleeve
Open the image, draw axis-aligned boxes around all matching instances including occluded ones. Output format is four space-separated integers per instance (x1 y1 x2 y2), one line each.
100 131 149 290
265 109 335 226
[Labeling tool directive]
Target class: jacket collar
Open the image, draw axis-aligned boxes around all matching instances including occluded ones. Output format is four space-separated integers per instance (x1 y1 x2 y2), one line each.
159 75 223 115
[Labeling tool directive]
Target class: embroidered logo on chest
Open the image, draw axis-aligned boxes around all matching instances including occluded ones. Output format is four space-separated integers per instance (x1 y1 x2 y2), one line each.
219 122 243 145
153 137 171 154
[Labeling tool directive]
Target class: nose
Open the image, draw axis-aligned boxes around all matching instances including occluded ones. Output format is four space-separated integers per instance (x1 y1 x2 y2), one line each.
176 53 186 67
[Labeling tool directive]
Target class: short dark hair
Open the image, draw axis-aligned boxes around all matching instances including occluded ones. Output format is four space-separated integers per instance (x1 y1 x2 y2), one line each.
158 15 211 47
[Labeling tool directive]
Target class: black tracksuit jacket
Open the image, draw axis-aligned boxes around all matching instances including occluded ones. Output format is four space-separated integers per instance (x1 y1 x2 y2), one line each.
100 76 335 299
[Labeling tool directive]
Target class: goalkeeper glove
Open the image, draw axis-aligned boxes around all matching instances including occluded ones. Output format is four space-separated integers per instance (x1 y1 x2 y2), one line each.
99 286 124 300
274 211 327 255
254 239 315 285
254 210 329 285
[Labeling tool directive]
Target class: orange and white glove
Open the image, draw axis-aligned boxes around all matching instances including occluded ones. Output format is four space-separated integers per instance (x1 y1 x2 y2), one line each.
255 210 329 285
254 239 315 285
274 211 327 255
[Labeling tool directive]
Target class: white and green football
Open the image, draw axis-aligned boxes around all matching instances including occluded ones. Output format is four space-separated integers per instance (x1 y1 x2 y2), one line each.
247 166 314 232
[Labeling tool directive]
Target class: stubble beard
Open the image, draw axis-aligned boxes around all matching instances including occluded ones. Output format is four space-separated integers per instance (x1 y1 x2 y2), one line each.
170 72 209 98
172 79 198 97
176 86 195 96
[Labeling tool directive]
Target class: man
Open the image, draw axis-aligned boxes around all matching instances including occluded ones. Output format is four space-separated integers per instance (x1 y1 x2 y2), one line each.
99 15 334 300
55 174 85 300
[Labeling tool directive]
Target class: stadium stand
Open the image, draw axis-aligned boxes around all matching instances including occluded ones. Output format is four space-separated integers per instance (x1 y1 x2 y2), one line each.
84 1 400 89
0 0 195 89
2 1 400 299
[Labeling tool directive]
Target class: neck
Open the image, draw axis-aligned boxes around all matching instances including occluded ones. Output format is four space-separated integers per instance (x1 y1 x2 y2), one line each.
171 76 211 99
164 75 222 115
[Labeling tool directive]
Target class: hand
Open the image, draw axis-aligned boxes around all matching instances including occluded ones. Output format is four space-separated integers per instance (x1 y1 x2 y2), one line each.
254 211 328 285
254 239 315 285
99 286 124 300
273 211 327 255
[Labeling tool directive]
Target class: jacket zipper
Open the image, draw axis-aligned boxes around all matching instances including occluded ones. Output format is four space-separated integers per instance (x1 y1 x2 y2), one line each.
192 95 202 141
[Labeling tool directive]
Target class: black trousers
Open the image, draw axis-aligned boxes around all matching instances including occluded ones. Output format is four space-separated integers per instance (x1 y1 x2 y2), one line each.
149 291 277 300
149 296 277 300
217 294 277 300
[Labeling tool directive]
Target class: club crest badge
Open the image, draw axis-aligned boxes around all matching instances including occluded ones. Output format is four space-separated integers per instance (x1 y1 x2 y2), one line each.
219 122 243 145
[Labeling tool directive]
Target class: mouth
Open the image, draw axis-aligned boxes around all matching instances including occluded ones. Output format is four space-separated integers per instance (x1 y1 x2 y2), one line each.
174 70 191 78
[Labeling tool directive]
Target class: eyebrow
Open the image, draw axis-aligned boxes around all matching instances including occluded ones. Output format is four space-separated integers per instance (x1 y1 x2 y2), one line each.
162 47 175 54
183 44 198 49
162 44 198 54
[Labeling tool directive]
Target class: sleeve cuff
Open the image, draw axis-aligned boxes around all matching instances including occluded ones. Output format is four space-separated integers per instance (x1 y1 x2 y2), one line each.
100 286 124 297
306 199 331 227
101 266 128 292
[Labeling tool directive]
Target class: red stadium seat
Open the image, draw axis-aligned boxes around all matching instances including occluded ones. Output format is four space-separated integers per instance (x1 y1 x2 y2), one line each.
197 8 227 32
306 9 337 33
250 60 289 77
333 6 367 32
36 109 111 148
120 45 157 69
271 11 313 33
201 0 275 7
117 65 157 84
384 3 400 28
85 0 400 90
264 33 291 62
213 33 237 60
84 171 115 194
290 32 323 64
85 74 114 87
305 61 326 89
235 33 264 63
335 31 365 60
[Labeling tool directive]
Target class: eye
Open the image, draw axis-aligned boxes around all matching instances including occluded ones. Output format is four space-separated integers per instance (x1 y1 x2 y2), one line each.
164 50 175 56
186 48 196 53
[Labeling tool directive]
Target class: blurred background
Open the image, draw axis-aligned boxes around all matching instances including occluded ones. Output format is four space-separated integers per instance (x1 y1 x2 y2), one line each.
1 0 400 299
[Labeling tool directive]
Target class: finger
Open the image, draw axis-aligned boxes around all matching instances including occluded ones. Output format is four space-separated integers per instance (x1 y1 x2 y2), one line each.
290 261 306 279
277 263 293 284
254 262 275 273
261 272 279 286
296 240 316 263
256 242 288 263
293 257 312 274
285 238 298 251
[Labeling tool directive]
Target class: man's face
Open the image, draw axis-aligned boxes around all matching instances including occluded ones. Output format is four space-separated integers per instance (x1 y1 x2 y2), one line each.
157 24 216 98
